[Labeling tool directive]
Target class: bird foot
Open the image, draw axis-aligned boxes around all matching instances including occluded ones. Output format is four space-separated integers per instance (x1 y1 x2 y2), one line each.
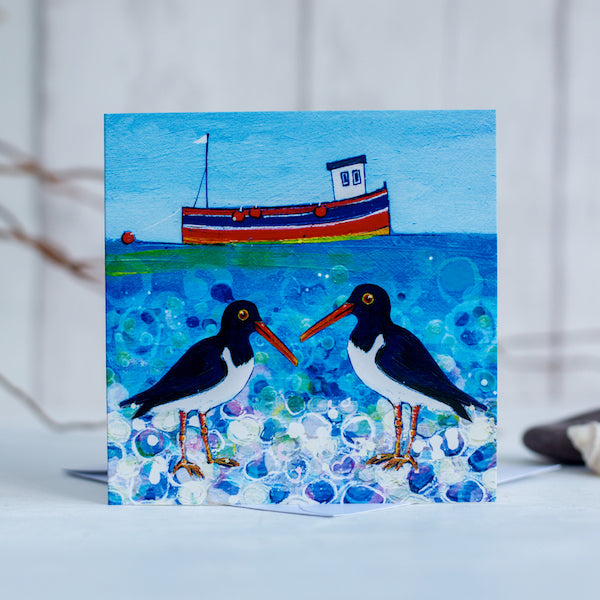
211 457 239 468
366 453 396 465
173 458 205 479
367 453 418 471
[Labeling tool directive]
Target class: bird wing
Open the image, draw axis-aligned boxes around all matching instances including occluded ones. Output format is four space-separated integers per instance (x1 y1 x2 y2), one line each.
375 324 481 419
120 336 228 415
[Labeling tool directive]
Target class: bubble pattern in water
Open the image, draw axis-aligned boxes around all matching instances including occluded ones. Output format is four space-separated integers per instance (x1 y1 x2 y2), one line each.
106 235 497 505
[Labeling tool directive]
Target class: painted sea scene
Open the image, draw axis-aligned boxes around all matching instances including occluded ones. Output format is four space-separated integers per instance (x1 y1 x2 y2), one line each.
105 111 496 507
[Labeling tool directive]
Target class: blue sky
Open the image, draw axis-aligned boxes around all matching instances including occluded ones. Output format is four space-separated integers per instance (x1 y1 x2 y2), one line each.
105 110 495 242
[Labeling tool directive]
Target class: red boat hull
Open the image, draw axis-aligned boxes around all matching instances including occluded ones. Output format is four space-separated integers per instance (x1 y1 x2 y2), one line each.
182 186 390 244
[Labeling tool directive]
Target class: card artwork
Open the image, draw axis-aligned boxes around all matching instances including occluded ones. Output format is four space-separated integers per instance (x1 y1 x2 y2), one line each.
105 111 497 507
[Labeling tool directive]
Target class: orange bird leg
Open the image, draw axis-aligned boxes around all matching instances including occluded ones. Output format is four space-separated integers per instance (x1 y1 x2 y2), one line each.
405 405 421 457
393 404 403 456
368 403 419 472
172 410 205 479
200 411 239 468
199 412 214 463
367 404 404 467
386 404 420 471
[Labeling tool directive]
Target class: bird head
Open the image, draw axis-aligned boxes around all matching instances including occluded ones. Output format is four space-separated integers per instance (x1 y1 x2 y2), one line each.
222 300 298 365
300 284 391 342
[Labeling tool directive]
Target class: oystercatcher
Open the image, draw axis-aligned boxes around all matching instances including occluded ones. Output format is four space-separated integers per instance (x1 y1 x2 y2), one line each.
120 300 297 479
301 284 486 471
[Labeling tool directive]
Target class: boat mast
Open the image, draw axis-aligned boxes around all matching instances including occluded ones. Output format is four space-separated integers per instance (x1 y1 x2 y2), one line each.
192 133 209 208
204 133 209 208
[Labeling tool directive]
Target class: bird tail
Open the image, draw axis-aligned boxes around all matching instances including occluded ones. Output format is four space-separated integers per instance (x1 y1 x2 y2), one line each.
469 398 488 412
119 393 152 418
452 401 472 422
451 392 487 422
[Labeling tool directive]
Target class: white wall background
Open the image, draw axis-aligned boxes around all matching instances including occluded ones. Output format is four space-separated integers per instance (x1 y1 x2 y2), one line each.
1 0 600 430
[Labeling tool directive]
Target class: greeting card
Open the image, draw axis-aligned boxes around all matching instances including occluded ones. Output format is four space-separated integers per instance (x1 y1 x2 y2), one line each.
105 111 496 507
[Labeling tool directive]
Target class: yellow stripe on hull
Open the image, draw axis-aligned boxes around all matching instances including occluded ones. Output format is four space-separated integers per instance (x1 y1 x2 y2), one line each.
184 227 390 245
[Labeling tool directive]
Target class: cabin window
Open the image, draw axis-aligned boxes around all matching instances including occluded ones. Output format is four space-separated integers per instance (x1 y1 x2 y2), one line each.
352 169 361 185
340 171 350 186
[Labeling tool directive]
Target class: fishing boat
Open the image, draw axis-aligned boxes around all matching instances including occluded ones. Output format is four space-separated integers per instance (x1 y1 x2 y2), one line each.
181 149 390 244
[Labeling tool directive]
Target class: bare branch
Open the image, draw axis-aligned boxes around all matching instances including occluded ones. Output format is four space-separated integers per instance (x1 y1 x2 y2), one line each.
0 370 105 431
0 137 103 210
0 203 103 288
54 166 104 181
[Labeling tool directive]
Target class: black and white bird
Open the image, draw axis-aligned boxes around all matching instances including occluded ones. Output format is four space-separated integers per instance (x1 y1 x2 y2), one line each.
120 300 297 479
301 284 486 471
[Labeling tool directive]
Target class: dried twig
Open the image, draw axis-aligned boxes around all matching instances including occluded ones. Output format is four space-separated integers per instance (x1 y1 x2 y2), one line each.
0 204 102 285
0 137 103 210
0 370 105 431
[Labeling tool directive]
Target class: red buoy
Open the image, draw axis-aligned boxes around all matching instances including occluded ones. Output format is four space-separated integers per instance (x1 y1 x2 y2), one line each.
249 207 262 219
314 205 327 218
232 210 245 222
121 231 135 244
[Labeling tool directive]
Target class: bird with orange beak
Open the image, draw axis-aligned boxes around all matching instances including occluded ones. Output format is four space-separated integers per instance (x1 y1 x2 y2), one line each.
301 284 486 471
121 300 298 479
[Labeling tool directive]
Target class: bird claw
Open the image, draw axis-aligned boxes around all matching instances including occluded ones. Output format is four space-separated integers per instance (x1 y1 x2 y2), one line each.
383 456 418 471
211 457 239 468
366 453 395 465
368 453 418 471
173 459 205 479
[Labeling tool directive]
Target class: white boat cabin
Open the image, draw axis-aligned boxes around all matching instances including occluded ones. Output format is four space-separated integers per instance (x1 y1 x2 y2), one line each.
326 155 367 201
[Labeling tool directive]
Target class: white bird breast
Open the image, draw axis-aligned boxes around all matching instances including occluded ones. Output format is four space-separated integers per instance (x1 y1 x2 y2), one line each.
163 347 254 415
347 334 441 411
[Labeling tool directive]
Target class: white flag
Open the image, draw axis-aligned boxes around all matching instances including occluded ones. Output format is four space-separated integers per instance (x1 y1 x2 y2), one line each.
194 134 208 145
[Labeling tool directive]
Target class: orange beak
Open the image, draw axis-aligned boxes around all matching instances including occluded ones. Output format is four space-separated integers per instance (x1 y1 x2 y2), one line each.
254 321 298 366
300 302 355 342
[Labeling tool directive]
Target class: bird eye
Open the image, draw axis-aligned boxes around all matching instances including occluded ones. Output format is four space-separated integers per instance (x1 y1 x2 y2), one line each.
362 292 374 305
238 309 249 321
